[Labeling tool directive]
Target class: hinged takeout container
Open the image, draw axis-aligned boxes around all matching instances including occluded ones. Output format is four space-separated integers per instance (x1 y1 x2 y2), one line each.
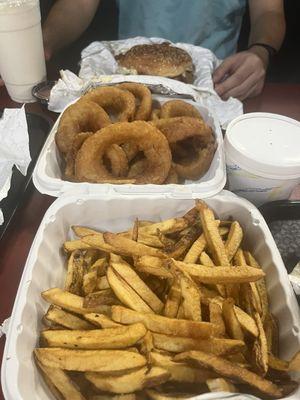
33 93 226 199
1 191 300 399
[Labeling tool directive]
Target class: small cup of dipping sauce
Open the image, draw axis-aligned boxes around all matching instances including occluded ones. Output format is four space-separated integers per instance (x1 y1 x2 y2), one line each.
225 112 300 206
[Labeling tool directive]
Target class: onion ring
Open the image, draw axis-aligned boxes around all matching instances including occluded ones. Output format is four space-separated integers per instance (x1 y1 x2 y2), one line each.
64 132 94 181
153 117 213 146
117 82 152 120
160 100 203 119
164 166 179 184
56 100 111 155
151 109 161 121
81 86 136 122
127 158 148 178
174 142 216 180
75 121 171 184
105 144 129 177
153 117 215 180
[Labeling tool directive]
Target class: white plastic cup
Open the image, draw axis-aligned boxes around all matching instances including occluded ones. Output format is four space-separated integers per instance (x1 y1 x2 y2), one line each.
225 112 300 206
0 0 46 103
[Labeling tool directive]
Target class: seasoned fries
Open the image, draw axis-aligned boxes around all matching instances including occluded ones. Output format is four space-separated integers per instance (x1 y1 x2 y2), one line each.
35 201 300 399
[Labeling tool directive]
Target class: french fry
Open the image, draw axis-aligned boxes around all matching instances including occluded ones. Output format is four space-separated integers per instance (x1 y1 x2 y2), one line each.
42 288 111 315
102 232 167 258
222 298 244 341
135 256 173 279
65 251 85 295
209 302 226 337
288 351 300 371
196 201 230 266
89 258 107 275
183 233 206 263
110 257 164 313
96 275 110 290
179 274 201 321
146 389 196 400
120 228 166 249
72 226 100 237
166 226 200 259
107 266 153 313
163 278 181 318
173 260 265 284
41 323 147 349
111 306 213 339
36 359 86 400
268 354 289 371
86 366 170 393
132 218 139 241
176 303 185 319
206 378 237 393
45 305 94 330
84 313 122 328
225 221 243 262
264 312 279 356
252 311 268 375
63 240 91 252
150 352 216 383
152 333 245 355
83 289 118 307
82 270 98 295
199 251 214 266
174 351 282 398
90 395 136 400
200 292 258 337
244 251 269 321
35 348 147 373
233 248 247 265
81 233 117 253
139 331 154 357
135 213 196 236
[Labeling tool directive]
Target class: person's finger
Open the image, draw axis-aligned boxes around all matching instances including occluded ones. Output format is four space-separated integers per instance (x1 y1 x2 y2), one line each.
213 56 236 84
245 80 265 100
0 77 4 87
214 63 253 98
220 72 258 100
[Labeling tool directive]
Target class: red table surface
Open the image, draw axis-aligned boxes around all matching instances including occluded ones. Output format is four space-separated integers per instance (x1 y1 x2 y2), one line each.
0 82 300 398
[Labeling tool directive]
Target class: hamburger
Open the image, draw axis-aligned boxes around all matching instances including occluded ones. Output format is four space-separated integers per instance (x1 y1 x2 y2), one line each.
116 43 194 83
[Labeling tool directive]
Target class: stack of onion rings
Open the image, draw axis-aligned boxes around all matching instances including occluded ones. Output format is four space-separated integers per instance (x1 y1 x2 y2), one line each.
55 83 216 184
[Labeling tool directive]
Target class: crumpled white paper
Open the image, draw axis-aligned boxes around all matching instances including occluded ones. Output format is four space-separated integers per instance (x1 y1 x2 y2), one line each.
48 37 243 128
0 107 31 224
289 261 300 296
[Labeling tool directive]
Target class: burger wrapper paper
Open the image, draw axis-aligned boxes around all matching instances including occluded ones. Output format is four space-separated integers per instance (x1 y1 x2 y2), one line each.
0 107 31 225
49 37 243 128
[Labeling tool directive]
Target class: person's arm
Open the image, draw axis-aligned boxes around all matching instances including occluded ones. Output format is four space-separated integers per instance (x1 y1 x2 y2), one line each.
42 0 100 60
213 0 285 101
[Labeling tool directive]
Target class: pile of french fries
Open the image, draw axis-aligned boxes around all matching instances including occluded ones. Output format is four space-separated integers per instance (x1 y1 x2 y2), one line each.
34 200 300 400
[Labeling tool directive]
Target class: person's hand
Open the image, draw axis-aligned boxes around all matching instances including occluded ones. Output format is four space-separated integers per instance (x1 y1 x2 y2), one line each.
213 46 269 101
0 76 4 87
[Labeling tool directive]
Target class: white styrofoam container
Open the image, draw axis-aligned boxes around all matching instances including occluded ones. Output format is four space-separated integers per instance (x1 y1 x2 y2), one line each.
33 96 226 198
1 190 300 400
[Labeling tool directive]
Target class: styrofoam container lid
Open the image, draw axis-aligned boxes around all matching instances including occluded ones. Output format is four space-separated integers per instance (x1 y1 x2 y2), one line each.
225 113 300 179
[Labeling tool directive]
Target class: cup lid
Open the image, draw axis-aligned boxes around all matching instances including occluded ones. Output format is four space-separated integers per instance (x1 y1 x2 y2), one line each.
225 112 300 179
